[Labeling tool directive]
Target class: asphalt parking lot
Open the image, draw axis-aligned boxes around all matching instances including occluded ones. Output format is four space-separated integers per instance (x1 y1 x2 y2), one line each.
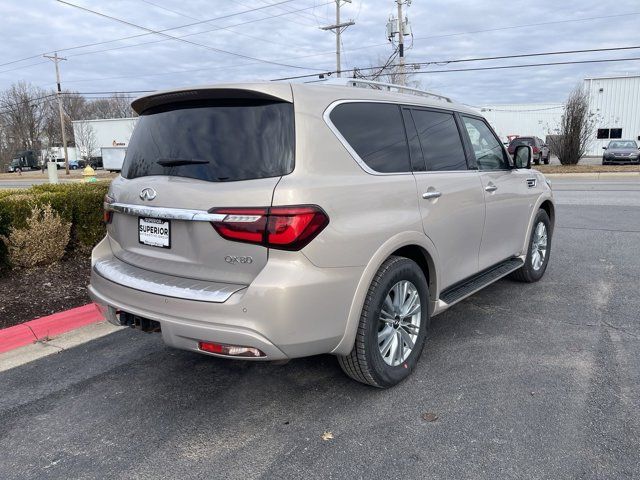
1 177 639 479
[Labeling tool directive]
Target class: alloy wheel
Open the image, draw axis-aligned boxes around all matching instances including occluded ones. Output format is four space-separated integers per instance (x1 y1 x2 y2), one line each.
377 280 421 366
531 221 548 271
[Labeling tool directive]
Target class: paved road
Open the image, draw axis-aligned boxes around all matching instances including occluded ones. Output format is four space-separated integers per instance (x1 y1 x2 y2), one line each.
1 178 639 479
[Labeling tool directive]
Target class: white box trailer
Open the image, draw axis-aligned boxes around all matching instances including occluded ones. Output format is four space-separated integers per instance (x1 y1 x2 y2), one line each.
101 146 127 172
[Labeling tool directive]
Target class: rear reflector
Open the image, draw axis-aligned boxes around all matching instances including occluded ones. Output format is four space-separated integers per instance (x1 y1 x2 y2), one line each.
210 205 329 251
103 194 114 224
198 341 265 358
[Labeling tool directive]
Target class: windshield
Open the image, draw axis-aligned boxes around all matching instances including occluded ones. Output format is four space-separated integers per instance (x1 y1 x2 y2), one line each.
122 99 295 182
608 141 637 149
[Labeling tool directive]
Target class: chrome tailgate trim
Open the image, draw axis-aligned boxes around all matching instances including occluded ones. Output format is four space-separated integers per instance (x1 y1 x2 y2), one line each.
94 258 246 303
106 203 226 222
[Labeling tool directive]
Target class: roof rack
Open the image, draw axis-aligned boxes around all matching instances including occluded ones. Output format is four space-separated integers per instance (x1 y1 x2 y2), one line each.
312 78 453 103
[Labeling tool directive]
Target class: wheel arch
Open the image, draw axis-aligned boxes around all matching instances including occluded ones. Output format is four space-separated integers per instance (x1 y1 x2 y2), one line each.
331 232 440 356
521 194 555 254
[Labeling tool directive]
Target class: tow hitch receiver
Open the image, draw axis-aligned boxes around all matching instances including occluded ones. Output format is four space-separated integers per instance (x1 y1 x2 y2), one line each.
119 311 161 333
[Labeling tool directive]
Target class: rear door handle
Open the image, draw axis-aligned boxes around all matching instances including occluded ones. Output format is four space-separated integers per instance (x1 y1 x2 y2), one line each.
422 191 442 200
485 185 498 192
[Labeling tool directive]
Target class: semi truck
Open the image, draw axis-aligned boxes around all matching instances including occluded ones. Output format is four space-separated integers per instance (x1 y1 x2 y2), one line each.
7 150 39 172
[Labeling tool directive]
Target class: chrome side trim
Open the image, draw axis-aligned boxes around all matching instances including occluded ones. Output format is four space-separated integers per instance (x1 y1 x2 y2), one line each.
106 203 226 222
94 258 246 303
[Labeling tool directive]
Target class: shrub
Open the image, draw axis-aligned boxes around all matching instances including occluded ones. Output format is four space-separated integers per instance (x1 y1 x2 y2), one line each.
550 86 594 165
0 204 71 268
0 181 110 267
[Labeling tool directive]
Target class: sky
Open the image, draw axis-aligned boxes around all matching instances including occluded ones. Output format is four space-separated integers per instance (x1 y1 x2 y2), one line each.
0 0 638 106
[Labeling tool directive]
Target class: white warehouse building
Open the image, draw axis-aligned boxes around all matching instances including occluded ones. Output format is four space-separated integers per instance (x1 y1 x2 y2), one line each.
71 117 138 158
478 74 640 157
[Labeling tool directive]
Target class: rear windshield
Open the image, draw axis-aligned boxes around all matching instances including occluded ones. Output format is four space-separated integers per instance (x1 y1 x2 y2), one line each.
122 99 294 182
510 137 534 146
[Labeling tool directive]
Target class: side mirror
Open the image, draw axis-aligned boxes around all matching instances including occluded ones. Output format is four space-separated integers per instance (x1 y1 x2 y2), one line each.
514 145 533 169
603 146 607 150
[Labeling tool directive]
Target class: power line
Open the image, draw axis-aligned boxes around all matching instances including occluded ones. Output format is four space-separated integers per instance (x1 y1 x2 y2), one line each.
62 1 333 63
271 44 640 80
138 0 293 48
45 44 640 89
56 0 324 71
408 56 640 75
0 0 303 69
412 11 640 43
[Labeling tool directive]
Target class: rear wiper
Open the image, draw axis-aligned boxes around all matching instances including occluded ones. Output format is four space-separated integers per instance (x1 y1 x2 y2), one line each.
156 158 210 167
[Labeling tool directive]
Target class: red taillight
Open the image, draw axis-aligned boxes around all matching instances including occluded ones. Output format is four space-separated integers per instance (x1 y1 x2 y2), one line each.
103 194 114 224
211 205 329 251
199 341 264 358
533 146 540 154
210 208 268 244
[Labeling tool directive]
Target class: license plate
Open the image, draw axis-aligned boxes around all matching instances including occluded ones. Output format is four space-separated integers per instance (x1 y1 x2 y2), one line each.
138 217 171 248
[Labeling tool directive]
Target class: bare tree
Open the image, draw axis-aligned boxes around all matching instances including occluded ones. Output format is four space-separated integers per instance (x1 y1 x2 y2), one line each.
548 85 593 165
85 93 135 119
74 121 98 163
0 82 48 158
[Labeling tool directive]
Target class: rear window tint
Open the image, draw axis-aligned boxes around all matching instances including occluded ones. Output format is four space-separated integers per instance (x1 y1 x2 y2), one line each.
410 109 467 171
330 102 410 173
122 99 294 182
510 138 535 146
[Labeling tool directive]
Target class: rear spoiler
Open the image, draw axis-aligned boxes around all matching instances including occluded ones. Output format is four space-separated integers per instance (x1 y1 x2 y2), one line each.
131 84 293 115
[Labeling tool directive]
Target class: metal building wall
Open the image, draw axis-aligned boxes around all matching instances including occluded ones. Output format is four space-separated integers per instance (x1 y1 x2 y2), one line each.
476 104 564 144
585 75 640 156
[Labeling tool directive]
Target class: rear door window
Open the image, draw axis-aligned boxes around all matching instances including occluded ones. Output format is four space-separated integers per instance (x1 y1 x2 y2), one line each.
410 108 468 171
329 102 411 173
122 99 295 182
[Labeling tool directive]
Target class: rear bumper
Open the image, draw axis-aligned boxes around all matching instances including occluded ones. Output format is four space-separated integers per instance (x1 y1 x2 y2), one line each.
89 238 363 360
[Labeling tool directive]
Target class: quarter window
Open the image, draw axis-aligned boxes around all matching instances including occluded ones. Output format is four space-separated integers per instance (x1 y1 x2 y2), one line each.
410 109 467 171
330 103 411 173
462 117 509 171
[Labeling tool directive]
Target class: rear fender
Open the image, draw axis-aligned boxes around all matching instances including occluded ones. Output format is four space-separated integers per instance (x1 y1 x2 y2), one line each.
331 231 440 356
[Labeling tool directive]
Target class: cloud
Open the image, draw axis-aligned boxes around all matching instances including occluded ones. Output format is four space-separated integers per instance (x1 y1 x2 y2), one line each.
0 0 638 105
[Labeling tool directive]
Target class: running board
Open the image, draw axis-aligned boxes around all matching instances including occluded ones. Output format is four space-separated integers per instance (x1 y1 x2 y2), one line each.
439 258 524 306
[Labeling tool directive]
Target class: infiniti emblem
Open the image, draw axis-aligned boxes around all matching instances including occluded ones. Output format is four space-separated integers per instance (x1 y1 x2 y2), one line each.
140 187 157 201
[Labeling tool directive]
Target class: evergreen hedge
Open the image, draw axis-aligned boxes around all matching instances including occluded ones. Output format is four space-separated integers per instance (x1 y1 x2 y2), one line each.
0 181 109 267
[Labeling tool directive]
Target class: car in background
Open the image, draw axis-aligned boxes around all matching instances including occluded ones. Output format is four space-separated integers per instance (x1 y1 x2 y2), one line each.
602 140 640 165
507 136 550 165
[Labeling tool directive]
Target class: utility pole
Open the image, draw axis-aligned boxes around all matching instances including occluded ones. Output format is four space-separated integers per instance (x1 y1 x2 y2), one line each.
44 52 70 175
396 0 405 85
387 0 411 86
321 1 354 78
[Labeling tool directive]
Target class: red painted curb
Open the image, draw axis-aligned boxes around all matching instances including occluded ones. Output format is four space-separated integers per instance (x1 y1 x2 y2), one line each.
0 324 37 354
0 303 105 354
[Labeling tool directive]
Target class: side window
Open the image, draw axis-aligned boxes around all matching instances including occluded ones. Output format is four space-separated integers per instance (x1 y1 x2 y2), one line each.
329 102 411 173
410 109 468 171
462 117 509 171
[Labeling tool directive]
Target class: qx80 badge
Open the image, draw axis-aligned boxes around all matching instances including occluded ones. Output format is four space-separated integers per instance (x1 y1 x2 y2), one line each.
225 255 253 265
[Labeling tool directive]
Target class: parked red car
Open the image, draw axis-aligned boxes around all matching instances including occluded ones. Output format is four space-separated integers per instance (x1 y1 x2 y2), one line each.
507 136 550 165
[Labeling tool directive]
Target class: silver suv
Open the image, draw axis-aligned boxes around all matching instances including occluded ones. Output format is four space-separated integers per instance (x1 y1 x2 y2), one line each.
90 80 554 388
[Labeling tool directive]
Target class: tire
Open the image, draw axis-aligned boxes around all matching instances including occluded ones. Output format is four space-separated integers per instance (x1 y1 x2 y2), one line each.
543 156 550 165
510 209 552 283
338 256 430 388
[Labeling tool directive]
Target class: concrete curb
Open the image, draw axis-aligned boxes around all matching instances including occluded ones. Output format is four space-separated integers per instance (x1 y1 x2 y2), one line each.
0 303 104 354
543 172 640 179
